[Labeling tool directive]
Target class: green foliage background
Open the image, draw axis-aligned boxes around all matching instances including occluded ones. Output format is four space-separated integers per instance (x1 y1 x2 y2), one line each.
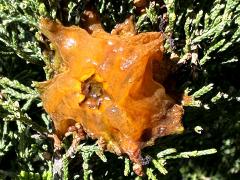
0 0 239 179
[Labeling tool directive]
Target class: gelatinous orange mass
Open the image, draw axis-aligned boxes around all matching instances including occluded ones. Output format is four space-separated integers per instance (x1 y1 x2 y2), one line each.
39 15 184 175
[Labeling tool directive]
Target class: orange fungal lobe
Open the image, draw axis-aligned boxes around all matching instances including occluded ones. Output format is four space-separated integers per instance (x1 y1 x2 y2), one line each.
39 12 184 175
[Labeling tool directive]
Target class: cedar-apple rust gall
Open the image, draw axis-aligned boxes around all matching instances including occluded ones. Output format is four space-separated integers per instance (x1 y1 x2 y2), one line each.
38 10 184 176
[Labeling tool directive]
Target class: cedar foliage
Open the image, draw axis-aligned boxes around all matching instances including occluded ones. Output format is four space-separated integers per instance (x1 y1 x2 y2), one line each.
0 0 239 179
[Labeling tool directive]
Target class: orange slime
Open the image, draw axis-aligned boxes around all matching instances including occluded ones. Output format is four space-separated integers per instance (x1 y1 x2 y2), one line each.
39 12 184 175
